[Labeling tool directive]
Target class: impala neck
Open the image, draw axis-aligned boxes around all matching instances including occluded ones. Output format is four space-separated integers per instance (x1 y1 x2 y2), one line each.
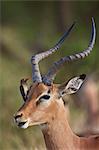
41 101 78 150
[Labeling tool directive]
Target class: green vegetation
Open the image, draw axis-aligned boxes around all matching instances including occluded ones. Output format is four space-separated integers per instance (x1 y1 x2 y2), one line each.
1 1 99 150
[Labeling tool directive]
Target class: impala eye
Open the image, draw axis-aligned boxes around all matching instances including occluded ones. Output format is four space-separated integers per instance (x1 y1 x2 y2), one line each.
39 95 50 100
36 95 50 105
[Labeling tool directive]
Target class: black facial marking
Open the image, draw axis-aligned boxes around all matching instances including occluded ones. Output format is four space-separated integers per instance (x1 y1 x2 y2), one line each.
80 74 86 80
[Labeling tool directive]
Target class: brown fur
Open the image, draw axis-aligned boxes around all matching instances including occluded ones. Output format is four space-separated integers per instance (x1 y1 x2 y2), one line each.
15 83 99 150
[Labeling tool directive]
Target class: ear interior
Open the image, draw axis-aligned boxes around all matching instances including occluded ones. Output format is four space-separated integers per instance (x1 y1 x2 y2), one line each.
20 78 30 101
59 74 86 96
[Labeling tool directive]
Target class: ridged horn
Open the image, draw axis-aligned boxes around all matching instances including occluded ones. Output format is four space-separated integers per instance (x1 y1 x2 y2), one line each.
43 18 96 85
31 22 75 82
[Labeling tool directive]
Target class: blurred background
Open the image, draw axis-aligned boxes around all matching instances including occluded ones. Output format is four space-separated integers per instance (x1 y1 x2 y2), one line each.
1 1 99 150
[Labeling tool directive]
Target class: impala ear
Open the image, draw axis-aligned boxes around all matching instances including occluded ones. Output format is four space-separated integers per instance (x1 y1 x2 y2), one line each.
20 78 30 101
59 74 86 96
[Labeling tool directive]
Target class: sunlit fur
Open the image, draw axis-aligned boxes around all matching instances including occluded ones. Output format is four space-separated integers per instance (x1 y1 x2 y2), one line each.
15 82 99 150
15 83 62 128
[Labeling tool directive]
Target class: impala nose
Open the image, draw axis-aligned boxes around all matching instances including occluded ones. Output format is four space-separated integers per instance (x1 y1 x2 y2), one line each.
14 113 23 123
14 112 29 129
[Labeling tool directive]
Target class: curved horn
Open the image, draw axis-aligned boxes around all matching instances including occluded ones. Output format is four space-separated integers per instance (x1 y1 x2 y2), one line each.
31 22 75 82
43 18 96 85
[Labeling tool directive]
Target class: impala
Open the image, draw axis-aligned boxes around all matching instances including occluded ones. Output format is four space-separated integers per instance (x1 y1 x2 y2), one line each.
14 18 99 150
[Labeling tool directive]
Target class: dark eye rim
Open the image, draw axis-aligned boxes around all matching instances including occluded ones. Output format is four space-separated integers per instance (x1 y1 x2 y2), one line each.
36 94 50 106
39 95 50 100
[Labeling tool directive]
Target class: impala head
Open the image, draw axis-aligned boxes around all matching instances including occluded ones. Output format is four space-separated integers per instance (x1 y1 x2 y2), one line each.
14 18 96 129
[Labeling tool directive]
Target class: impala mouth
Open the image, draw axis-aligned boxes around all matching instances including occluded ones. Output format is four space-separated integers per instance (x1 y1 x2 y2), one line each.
17 121 29 129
